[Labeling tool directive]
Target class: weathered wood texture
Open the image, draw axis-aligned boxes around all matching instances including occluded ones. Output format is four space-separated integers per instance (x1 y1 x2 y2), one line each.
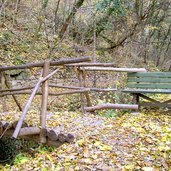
85 103 138 112
123 89 171 94
40 61 50 143
128 72 171 77
12 78 43 138
47 126 64 141
80 67 147 72
46 84 117 92
4 130 67 148
19 127 40 136
124 72 171 108
0 86 34 92
79 69 92 107
47 126 74 143
0 85 117 93
12 68 59 138
65 62 115 67
0 89 90 96
127 72 171 90
1 72 7 112
0 57 91 71
4 74 22 111
76 68 86 114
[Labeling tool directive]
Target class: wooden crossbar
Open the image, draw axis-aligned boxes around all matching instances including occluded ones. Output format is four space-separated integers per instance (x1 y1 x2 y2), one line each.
80 67 147 72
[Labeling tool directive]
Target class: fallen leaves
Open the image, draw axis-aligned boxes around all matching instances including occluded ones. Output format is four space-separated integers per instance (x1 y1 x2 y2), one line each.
1 108 171 170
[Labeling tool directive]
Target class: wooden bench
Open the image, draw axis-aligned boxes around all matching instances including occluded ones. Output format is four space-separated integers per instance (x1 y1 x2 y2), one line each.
123 72 171 108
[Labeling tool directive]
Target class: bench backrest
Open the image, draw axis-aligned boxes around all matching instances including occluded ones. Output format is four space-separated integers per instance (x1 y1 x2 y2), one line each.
127 72 171 89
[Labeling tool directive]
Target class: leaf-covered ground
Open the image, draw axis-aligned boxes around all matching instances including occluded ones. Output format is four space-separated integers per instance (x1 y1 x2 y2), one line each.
0 109 171 171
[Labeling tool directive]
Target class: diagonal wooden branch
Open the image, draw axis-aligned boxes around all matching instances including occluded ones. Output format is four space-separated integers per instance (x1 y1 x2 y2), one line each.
12 68 59 138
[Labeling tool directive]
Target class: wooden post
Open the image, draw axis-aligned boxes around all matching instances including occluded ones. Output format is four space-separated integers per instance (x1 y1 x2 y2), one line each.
80 69 92 107
40 61 50 143
4 74 22 111
1 72 7 112
76 67 86 114
132 93 139 104
132 93 139 112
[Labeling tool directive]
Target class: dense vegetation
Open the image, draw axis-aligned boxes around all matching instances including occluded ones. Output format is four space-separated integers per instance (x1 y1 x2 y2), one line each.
0 0 171 68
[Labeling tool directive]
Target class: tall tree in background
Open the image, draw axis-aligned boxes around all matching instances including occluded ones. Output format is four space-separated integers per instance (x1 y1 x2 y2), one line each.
59 0 85 39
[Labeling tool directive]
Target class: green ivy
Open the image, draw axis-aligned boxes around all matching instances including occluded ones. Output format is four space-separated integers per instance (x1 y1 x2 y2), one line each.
96 0 129 17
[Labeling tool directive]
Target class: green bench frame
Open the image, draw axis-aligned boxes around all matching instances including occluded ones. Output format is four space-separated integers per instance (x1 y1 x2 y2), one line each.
123 72 171 108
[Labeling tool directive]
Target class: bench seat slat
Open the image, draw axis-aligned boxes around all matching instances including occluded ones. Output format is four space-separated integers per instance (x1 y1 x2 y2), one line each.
123 89 171 94
128 72 171 78
127 83 171 89
128 77 171 83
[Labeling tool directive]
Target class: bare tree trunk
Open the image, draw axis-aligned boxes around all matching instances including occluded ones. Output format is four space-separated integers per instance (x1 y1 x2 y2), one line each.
54 0 61 33
59 0 85 39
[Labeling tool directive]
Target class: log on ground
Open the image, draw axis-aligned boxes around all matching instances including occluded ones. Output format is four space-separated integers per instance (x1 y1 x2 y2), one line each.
47 126 64 141
85 103 138 112
19 127 40 136
47 126 75 143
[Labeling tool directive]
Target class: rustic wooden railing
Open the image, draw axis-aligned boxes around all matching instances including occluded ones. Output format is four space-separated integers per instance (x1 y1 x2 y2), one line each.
0 57 147 147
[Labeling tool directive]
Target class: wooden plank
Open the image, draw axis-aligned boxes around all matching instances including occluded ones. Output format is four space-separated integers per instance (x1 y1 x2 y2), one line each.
140 102 171 108
128 72 171 78
127 83 171 89
80 67 147 72
128 77 171 83
123 89 171 94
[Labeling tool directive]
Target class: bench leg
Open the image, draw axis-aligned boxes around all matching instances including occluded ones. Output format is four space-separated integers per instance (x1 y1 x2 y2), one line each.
132 93 139 104
132 93 139 112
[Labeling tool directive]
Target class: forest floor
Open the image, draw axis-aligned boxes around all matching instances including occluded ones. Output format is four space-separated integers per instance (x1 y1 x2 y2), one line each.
0 106 171 171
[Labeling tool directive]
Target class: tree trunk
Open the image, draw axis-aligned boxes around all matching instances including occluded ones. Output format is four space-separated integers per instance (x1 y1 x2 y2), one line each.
59 0 85 39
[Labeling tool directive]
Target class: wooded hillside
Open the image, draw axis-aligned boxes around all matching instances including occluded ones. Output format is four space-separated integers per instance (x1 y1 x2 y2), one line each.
1 0 171 69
